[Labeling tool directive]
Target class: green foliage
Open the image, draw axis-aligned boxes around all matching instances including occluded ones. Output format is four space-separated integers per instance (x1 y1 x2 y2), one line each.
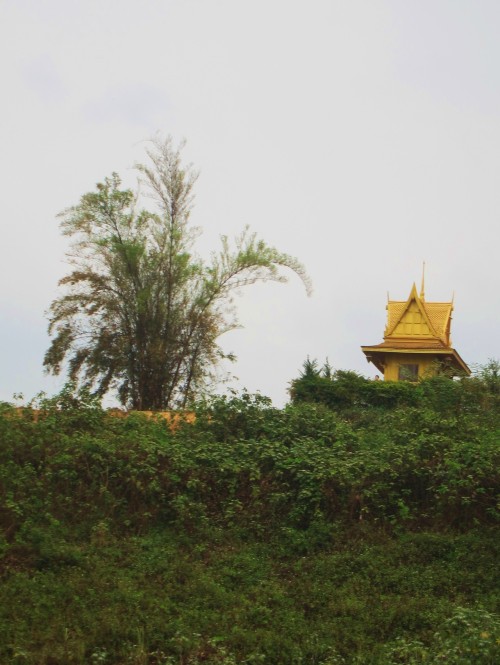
474 359 500 394
0 380 499 663
45 137 310 410
290 358 500 419
290 361 420 412
383 606 500 664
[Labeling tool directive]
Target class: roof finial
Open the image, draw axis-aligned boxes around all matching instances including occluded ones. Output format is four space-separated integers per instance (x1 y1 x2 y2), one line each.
420 261 426 300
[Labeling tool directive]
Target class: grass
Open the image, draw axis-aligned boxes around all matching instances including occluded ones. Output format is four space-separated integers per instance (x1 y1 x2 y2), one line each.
1 526 499 664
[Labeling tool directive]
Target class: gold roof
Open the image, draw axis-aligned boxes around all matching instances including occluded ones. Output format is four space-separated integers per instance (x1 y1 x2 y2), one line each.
384 283 452 346
361 281 471 376
424 302 453 340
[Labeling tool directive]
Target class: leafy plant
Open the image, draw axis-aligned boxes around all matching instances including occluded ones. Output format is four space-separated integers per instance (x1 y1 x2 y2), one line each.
45 137 310 410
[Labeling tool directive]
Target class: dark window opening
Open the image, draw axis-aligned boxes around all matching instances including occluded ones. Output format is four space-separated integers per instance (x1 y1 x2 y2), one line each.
398 364 419 382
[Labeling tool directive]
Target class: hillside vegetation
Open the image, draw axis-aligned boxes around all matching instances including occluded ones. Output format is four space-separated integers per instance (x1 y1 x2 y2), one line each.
0 372 499 664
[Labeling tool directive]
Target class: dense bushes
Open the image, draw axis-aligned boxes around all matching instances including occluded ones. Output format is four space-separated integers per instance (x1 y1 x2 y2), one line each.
0 378 499 663
3 381 498 541
290 363 500 417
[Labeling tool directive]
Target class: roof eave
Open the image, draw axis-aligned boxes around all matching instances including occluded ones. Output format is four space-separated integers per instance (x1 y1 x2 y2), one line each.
361 345 471 376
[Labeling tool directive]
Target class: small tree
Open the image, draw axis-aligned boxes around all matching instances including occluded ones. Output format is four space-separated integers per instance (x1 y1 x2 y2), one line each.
44 137 311 410
474 358 500 394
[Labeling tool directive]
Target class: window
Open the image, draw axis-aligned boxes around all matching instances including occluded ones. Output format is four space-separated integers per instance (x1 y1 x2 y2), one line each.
398 364 419 382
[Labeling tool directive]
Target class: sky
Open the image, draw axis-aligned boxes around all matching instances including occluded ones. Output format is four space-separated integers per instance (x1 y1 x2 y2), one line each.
1 0 499 407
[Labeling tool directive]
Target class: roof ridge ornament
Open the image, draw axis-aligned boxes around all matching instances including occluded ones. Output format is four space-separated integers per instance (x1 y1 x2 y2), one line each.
420 261 426 300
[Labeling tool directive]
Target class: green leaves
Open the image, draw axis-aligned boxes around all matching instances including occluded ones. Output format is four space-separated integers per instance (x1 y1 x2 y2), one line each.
46 137 310 409
0 389 499 663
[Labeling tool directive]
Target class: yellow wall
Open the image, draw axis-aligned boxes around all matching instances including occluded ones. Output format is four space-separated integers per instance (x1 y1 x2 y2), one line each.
383 354 437 382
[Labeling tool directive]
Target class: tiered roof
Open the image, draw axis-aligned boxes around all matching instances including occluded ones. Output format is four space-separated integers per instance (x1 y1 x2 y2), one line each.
361 281 470 375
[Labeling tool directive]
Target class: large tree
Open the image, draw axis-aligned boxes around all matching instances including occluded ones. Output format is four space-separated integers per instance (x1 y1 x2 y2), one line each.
44 137 311 410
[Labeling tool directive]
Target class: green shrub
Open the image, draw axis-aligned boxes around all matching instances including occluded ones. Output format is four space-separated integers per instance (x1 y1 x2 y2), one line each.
0 383 499 663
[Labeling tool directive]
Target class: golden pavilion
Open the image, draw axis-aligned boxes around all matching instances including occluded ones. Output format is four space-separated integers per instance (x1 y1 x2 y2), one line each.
361 278 470 381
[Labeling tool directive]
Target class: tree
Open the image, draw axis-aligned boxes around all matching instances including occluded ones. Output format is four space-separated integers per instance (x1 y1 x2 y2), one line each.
44 137 311 410
474 358 500 394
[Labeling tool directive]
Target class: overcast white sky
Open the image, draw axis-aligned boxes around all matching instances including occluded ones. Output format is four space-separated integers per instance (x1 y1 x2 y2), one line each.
1 0 499 406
